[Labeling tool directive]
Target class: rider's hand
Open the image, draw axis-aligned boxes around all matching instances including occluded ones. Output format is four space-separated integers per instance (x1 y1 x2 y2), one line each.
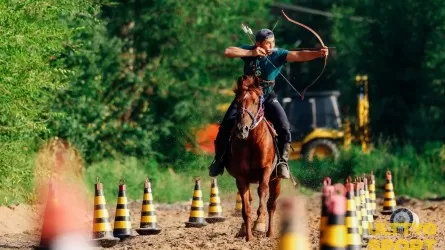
251 47 267 57
320 47 329 57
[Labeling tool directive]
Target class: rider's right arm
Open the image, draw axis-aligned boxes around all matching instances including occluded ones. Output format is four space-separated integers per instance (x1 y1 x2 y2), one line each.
224 46 254 58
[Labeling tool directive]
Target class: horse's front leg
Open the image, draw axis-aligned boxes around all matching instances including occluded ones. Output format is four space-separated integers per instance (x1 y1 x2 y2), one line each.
254 173 269 233
266 178 281 238
236 179 253 241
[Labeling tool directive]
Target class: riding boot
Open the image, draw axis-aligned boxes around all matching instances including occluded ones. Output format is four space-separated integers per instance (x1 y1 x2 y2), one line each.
208 137 229 177
276 142 291 179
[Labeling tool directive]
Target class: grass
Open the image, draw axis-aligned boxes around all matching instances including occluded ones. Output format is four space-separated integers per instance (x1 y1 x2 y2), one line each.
1 142 444 206
290 142 445 199
84 155 240 205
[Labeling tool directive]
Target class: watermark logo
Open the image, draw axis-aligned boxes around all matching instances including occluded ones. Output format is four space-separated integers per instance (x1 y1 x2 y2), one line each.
367 221 437 249
368 207 437 249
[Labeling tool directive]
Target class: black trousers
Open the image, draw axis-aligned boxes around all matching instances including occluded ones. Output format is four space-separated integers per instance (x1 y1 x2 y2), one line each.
215 92 291 157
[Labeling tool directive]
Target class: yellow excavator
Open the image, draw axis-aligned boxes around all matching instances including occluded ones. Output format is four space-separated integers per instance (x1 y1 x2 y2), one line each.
282 74 371 161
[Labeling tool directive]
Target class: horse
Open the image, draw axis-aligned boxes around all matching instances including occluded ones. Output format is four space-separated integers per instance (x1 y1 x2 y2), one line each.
225 74 281 241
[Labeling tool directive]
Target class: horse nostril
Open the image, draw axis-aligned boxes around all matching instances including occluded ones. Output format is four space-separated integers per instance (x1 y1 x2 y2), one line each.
243 126 249 132
237 124 243 132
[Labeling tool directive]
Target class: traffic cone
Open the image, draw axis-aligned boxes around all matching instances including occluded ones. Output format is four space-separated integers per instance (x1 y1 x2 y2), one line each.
368 171 378 218
320 183 347 250
185 178 208 228
345 179 362 250
136 178 161 235
319 177 334 249
234 192 242 216
92 178 119 248
37 179 58 250
359 180 370 241
382 170 397 215
278 195 311 250
206 178 225 223
113 180 133 240
354 178 362 237
362 176 375 231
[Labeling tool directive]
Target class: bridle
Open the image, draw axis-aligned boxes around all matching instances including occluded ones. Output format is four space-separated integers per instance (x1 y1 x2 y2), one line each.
239 93 265 131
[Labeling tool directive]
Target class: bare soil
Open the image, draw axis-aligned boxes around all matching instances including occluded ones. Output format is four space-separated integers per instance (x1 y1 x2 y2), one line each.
0 192 444 250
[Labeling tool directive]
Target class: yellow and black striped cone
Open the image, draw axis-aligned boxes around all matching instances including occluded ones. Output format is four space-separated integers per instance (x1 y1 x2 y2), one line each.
362 176 375 231
354 178 363 237
136 178 161 235
234 192 243 216
359 181 371 242
319 177 334 249
185 178 208 228
345 179 362 250
92 178 119 248
206 178 226 223
368 171 378 218
382 170 397 215
320 183 347 250
113 180 133 240
278 195 311 250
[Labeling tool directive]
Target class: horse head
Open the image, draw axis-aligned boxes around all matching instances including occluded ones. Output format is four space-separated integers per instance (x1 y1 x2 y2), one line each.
234 75 264 140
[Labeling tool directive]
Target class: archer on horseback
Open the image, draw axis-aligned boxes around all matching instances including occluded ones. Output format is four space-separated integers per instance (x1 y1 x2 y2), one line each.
209 28 328 179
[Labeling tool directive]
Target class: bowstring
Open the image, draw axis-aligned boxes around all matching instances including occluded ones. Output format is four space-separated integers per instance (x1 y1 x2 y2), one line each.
241 24 303 98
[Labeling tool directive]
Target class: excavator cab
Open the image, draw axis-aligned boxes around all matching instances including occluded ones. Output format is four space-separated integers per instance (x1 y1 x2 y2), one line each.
282 91 344 161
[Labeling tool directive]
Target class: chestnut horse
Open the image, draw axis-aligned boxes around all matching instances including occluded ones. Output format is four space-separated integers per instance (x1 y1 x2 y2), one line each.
225 75 281 241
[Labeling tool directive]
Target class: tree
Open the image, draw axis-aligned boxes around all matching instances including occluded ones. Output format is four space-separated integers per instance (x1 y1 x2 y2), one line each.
331 0 445 146
0 0 98 203
51 0 273 163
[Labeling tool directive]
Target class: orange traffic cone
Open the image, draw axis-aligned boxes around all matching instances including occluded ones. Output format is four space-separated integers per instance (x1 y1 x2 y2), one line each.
38 178 94 249
278 195 311 250
136 178 161 235
113 180 133 240
382 171 397 215
206 178 226 223
37 179 59 249
185 178 208 228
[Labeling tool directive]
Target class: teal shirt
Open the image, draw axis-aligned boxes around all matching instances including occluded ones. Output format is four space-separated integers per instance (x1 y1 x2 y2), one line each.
239 44 288 81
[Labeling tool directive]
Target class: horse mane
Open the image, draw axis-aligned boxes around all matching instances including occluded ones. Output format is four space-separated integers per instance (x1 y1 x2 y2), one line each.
233 75 263 101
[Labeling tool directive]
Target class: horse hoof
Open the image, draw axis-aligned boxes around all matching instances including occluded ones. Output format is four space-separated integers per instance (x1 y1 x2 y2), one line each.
235 223 246 238
253 222 266 232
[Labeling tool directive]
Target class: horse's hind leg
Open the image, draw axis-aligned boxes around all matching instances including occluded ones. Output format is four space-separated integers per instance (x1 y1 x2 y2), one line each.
235 179 253 241
254 176 269 233
266 178 281 238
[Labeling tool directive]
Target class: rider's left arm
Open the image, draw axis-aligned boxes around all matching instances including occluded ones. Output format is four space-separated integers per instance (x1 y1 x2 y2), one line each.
286 50 324 62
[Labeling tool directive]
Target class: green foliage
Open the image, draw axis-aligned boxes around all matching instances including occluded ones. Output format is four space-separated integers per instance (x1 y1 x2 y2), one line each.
331 0 445 144
84 154 238 204
0 0 98 204
291 143 445 198
49 0 273 163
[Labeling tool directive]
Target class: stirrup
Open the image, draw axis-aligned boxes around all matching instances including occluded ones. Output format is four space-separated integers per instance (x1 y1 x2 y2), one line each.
276 161 290 179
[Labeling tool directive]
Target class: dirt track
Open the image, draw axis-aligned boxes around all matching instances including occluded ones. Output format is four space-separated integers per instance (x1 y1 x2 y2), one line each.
0 190 444 250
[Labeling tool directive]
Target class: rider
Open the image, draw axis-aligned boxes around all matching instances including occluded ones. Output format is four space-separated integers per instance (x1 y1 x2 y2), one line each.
209 28 328 179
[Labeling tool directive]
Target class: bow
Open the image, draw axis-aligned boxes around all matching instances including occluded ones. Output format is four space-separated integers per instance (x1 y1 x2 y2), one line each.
281 10 328 100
